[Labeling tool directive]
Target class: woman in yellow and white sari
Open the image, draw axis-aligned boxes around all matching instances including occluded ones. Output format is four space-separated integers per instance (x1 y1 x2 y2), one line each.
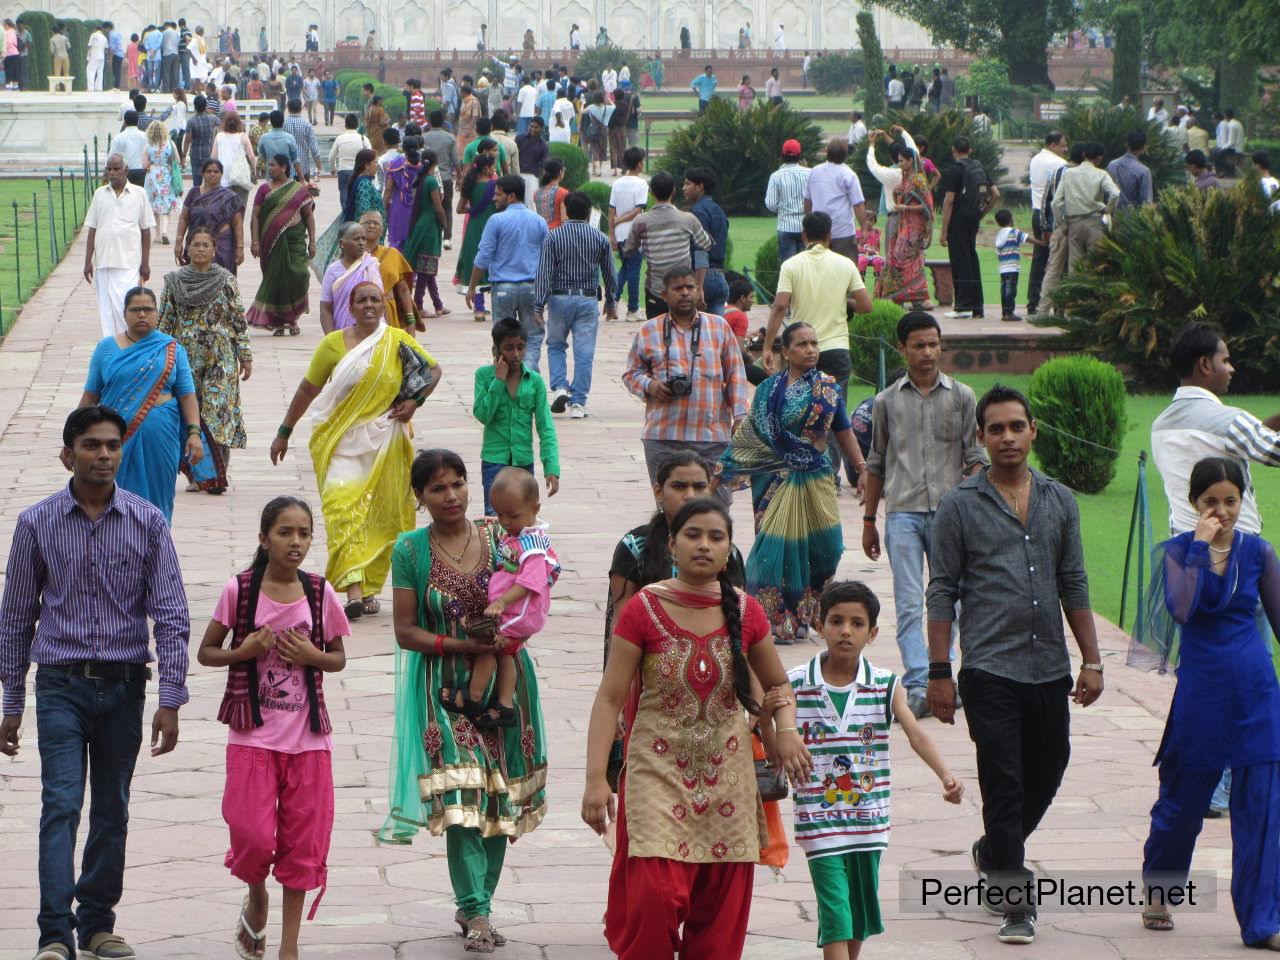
270 280 444 619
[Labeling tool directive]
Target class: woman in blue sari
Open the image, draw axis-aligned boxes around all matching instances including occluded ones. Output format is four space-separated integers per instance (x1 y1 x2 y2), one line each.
1132 457 1280 945
718 321 866 643
79 287 205 523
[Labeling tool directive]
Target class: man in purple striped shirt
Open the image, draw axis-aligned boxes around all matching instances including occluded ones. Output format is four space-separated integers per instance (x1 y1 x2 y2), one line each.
0 406 190 960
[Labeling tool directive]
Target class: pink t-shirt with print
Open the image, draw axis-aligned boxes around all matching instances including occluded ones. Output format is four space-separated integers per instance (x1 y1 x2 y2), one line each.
213 575 350 754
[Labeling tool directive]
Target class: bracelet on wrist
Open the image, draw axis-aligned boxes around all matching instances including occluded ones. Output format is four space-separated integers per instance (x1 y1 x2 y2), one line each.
277 424 292 439
433 634 446 656
1081 662 1104 673
775 726 799 734
928 661 953 680
863 515 877 524
185 423 200 436
414 394 426 407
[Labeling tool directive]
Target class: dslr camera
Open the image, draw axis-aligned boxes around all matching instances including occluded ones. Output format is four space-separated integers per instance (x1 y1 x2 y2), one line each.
665 375 693 396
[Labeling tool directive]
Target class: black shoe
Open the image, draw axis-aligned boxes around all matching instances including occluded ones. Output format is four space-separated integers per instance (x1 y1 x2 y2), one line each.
971 840 1003 916
550 388 570 413
998 911 1036 944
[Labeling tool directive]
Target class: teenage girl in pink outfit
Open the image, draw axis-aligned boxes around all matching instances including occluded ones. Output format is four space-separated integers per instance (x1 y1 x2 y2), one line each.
198 496 350 960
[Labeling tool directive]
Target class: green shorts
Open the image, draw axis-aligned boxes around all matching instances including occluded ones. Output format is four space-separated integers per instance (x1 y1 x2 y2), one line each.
807 850 885 946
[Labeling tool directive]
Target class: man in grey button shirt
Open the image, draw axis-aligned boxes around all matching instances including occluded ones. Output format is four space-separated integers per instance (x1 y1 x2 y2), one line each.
925 384 1103 945
862 312 986 717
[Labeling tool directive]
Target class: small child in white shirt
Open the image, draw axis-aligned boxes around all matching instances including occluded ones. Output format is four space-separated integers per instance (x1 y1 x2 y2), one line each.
993 209 1044 321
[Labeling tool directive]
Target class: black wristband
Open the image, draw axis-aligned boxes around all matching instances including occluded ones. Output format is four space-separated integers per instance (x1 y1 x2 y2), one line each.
928 661 953 681
863 515 876 524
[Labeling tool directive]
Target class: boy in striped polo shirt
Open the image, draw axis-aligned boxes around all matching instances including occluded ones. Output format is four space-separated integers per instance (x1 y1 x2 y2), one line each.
785 581 963 956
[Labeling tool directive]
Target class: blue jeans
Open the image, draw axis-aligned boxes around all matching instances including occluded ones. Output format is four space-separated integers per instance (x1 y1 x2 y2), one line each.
885 511 955 692
617 248 642 313
703 268 729 318
491 281 542 370
481 460 534 515
778 231 803 263
337 169 352 207
546 294 600 407
35 667 144 953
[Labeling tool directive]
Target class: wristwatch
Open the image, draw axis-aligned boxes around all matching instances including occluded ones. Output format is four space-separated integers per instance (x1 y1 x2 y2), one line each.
1081 662 1104 673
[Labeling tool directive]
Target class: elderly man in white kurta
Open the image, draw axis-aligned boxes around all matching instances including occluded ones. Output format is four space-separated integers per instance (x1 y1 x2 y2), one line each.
83 154 154 337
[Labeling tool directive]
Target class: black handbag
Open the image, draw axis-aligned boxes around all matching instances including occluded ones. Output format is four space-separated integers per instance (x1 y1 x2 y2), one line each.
755 757 789 802
606 739 625 793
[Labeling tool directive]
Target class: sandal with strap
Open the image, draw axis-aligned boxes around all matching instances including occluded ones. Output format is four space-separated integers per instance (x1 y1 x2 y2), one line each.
33 944 72 960
1141 909 1174 931
455 910 506 947
272 327 286 337
439 685 487 721
475 703 518 730
234 895 268 959
464 915 496 953
288 324 301 336
343 599 365 621
361 597 381 616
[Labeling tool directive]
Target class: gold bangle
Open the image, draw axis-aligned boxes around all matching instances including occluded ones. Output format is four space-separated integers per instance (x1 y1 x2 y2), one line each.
776 726 799 734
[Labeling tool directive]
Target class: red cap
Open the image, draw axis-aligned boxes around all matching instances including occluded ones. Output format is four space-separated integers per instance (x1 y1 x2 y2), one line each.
781 139 802 157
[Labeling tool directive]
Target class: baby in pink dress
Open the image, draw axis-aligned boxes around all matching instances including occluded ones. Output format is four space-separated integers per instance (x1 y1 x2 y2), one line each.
471 467 560 727
856 215 885 277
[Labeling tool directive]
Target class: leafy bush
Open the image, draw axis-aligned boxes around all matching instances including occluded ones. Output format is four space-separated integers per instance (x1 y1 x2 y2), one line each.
574 45 647 87
341 73 377 111
373 82 405 124
657 98 824 215
954 59 1012 116
1048 178 1280 393
1027 356 1127 493
578 180 612 217
1111 6 1142 106
857 12 885 117
1056 105 1185 193
548 142 588 190
65 20 88 92
19 12 54 90
852 109 1005 208
753 235 780 299
848 300 905 386
809 52 864 95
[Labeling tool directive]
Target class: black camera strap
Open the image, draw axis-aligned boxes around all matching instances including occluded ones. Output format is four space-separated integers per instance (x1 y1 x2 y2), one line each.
662 314 702 378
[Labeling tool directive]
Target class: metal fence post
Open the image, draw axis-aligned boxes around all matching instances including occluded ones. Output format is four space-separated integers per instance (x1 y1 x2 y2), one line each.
71 172 79 222
32 194 42 279
46 178 57 260
83 147 91 198
876 338 887 392
13 200 21 298
1119 450 1152 633
93 135 99 179
58 167 67 243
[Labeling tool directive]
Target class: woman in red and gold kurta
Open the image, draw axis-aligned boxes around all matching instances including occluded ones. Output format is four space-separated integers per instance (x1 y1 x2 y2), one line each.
582 497 813 959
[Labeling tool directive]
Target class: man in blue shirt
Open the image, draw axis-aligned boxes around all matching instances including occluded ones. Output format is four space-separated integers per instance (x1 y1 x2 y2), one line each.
690 65 718 114
468 175 551 368
535 78 556 138
683 167 730 316
257 110 301 180
106 21 124 90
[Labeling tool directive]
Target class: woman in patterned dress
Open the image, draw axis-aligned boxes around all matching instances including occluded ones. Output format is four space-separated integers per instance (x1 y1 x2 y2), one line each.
157 226 250 495
583 497 811 959
381 448 547 954
144 120 181 244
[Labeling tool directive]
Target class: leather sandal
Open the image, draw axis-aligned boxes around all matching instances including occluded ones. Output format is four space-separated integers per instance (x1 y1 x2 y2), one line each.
464 915 496 953
455 910 505 947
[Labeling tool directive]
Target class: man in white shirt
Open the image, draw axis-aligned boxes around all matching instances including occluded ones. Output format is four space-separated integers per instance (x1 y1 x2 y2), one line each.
765 139 811 262
515 78 539 136
802 52 812 88
764 68 783 105
773 24 786 52
1147 97 1169 126
802 138 866 260
114 112 149 186
476 24 486 51
608 147 650 322
376 127 400 190
569 24 581 50
328 113 371 203
865 128 923 259
83 155 154 337
887 74 906 109
846 110 867 147
87 24 108 91
601 66 617 100
1026 130 1068 315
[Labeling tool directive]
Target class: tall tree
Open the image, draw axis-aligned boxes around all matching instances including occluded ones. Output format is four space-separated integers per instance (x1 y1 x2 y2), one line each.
1110 5 1141 105
857 10 886 116
869 0 1076 87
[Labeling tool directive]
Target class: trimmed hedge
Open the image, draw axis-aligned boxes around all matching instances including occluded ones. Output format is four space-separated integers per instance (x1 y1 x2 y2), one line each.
65 20 89 92
1027 356 1127 493
753 234 780 299
848 300 905 386
578 180 612 217
548 142 588 190
18 11 54 90
341 73 377 111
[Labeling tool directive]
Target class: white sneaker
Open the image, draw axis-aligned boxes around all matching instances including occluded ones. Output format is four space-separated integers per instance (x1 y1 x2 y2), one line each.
943 310 970 319
550 388 570 413
570 403 587 419
626 310 643 323
443 239 452 250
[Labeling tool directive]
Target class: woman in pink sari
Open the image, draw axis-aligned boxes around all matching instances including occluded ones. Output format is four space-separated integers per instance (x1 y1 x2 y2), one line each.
879 141 934 310
319 222 383 333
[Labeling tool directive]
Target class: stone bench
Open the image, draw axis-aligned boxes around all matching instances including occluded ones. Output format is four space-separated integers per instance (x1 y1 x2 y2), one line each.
925 259 953 306
47 76 73 93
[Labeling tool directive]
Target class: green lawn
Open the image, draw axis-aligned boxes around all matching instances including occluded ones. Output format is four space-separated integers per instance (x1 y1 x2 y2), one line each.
641 91 859 111
728 210 1036 307
0 176 88 334
847 369 1280 627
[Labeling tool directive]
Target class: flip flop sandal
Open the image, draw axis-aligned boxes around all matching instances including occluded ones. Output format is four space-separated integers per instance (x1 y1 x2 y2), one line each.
1141 910 1174 931
234 895 267 960
343 599 364 620
437 306 452 316
361 597 381 616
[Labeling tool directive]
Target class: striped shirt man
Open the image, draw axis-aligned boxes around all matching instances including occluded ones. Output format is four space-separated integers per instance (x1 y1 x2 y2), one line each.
284 113 321 178
0 483 191 717
622 311 748 442
1105 151 1153 211
622 202 712 299
532 219 619 313
1152 385 1280 535
764 162 810 233
788 654 896 857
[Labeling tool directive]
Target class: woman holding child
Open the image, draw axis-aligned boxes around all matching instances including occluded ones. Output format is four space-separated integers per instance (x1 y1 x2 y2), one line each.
268 280 442 621
583 496 813 958
877 135 934 309
381 448 548 955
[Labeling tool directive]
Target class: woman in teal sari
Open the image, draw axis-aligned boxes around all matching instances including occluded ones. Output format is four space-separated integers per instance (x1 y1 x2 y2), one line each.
718 321 866 643
381 448 546 954
313 148 385 275
79 287 206 523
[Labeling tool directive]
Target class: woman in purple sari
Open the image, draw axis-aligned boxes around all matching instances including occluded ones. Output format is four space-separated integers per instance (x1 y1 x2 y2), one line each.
174 158 244 274
319 222 383 333
382 135 424 252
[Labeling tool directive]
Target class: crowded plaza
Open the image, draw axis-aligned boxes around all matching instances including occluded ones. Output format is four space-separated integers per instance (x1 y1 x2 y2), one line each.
0 7 1277 960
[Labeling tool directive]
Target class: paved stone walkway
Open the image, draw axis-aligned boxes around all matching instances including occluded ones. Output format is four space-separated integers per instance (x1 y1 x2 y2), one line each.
0 179 1245 959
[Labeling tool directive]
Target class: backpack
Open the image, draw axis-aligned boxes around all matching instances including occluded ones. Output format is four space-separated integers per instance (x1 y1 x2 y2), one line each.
957 157 992 221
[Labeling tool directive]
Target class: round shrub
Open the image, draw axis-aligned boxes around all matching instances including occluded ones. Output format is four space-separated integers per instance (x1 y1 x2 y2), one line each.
548 142 588 190
1027 356 1127 494
578 180 612 219
341 73 377 111
753 235 780 300
848 300 905 386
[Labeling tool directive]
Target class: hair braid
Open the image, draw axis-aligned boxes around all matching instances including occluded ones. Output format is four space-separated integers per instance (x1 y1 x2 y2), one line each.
719 569 758 715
